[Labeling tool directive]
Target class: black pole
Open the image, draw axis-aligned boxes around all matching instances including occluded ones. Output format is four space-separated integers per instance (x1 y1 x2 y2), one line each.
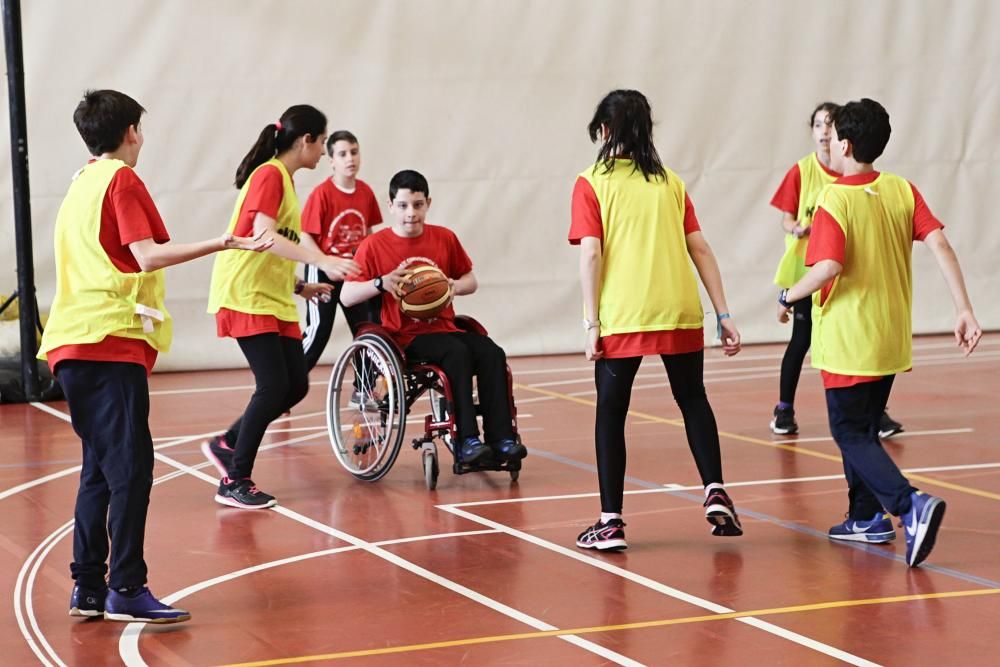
3 0 40 401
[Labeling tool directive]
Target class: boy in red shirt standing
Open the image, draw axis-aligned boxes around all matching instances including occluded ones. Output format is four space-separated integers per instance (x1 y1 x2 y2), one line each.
340 170 527 465
300 131 383 371
776 98 982 567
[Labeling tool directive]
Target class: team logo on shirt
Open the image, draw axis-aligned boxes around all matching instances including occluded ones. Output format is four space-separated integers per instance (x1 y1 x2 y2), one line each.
325 209 366 256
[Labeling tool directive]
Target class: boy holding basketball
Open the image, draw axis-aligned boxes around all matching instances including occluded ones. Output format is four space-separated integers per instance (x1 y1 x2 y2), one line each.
341 170 527 465
776 98 982 567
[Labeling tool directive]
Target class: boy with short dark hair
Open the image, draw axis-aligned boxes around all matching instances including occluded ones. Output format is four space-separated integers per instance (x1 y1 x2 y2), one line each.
776 98 982 567
39 89 269 622
340 170 527 464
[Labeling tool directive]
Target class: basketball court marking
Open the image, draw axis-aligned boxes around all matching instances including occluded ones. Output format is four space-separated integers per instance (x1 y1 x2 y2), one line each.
215 587 1000 666
515 384 1000 503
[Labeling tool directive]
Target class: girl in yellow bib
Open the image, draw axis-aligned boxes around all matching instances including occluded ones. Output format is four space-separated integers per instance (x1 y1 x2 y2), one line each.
203 106 359 509
769 102 904 438
569 90 744 551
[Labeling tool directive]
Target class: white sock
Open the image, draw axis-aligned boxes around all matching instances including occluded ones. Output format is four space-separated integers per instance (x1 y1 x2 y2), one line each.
600 512 622 524
704 483 724 497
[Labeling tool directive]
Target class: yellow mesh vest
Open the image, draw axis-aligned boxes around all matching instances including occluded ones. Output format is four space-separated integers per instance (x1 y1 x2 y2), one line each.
580 161 703 335
773 153 840 287
208 159 300 321
38 159 172 359
810 173 914 375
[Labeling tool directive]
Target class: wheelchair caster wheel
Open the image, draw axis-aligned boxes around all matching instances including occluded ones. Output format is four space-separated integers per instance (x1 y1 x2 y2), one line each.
423 451 439 490
509 469 519 482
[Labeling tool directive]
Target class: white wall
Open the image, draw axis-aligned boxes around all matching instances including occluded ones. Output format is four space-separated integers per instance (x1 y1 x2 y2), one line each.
1 0 996 370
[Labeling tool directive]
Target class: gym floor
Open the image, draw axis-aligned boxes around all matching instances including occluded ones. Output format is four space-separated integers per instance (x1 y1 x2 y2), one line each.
2 334 998 666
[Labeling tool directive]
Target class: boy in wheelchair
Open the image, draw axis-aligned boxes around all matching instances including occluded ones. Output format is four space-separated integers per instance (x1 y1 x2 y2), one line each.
340 169 528 466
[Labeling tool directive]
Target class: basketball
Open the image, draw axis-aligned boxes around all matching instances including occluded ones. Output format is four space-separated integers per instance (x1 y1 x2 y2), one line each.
398 261 452 320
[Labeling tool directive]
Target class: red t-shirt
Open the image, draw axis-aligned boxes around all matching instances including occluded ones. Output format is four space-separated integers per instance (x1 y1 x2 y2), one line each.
567 176 704 357
48 164 170 376
301 178 382 256
351 225 474 348
216 164 302 339
805 172 944 388
769 157 840 215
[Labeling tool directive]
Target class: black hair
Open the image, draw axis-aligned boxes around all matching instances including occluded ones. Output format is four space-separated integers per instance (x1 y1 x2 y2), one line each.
389 170 429 200
587 89 665 181
810 101 839 128
831 98 891 164
234 104 327 188
72 89 146 156
325 130 359 156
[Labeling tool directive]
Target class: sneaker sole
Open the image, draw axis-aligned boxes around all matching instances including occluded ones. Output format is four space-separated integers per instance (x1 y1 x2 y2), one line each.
706 506 744 536
69 608 103 617
575 539 628 551
909 498 946 567
214 494 277 509
104 612 191 624
200 441 230 478
828 531 896 543
769 419 798 435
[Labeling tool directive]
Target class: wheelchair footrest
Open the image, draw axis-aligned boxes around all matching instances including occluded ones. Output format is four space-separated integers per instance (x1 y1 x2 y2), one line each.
452 456 521 475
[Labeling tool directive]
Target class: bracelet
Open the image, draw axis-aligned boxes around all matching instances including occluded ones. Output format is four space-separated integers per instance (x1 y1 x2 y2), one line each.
583 319 600 331
294 279 305 295
777 288 792 308
716 312 730 339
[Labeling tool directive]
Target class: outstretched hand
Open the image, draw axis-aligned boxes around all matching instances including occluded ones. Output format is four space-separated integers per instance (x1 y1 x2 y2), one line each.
300 282 333 303
955 311 982 357
222 231 273 252
320 255 361 281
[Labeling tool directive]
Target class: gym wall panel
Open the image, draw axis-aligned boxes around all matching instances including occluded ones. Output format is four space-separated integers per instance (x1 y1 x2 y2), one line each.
1 0 996 369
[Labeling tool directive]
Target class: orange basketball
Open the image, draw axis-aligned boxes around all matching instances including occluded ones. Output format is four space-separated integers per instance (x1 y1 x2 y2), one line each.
398 262 452 320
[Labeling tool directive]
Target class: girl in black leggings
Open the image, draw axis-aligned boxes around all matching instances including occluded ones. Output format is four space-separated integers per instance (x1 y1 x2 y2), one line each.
569 89 744 550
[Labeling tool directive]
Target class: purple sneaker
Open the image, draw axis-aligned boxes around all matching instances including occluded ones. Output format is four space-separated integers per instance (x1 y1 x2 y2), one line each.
69 584 106 617
104 587 190 624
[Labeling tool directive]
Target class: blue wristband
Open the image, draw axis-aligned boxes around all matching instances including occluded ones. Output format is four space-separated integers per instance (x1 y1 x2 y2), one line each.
777 289 792 309
716 312 731 339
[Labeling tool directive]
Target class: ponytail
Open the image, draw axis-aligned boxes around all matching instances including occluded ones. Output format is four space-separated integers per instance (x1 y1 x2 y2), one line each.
587 89 665 182
234 104 327 188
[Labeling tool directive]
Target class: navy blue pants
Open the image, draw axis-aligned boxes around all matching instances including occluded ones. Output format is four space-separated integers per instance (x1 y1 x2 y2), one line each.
825 375 914 518
58 360 153 590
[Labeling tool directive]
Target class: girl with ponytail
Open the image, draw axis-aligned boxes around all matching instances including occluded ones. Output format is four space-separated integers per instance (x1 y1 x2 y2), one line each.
569 89 744 550
204 105 360 509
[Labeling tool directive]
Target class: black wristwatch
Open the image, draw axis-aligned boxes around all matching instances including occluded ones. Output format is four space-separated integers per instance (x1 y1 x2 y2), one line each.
778 288 792 308
374 276 386 293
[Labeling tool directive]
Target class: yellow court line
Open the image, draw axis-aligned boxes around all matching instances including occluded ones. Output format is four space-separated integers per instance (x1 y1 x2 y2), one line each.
219 587 1000 666
513 383 1000 501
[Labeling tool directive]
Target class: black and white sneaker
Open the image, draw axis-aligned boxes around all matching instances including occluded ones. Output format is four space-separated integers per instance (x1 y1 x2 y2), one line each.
770 405 798 435
576 519 627 551
215 477 276 509
879 412 904 439
704 487 743 536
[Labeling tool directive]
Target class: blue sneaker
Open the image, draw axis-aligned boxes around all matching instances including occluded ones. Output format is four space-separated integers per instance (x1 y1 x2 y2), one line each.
104 587 191 624
69 584 107 617
901 491 946 567
493 438 528 462
459 437 491 464
828 512 896 543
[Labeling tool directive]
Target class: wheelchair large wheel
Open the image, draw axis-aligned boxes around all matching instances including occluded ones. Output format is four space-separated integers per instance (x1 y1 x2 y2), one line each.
327 334 407 481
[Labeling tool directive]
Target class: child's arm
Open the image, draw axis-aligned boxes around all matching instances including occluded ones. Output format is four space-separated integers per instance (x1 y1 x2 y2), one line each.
780 212 809 237
578 236 603 360
924 229 982 355
451 271 477 297
685 231 741 355
252 212 359 279
129 233 272 272
340 267 409 307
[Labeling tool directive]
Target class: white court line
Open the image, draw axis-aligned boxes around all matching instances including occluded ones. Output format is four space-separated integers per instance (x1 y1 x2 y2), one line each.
23 403 639 666
14 519 73 667
777 428 974 445
117 450 643 667
448 461 1000 508
438 505 875 667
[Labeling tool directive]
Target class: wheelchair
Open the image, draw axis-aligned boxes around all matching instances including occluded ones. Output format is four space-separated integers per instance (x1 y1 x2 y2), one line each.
326 316 523 490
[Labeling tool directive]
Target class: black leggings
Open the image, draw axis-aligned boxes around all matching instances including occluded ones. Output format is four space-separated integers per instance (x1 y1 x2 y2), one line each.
779 296 812 405
224 334 310 479
595 350 723 513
